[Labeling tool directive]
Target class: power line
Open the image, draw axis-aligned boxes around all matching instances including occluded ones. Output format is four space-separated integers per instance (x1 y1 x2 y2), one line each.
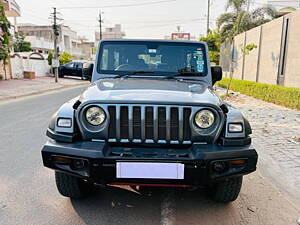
125 19 207 30
58 0 176 9
64 17 215 25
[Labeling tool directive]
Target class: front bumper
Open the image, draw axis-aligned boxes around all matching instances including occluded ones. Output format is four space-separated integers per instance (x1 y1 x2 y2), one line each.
41 140 258 186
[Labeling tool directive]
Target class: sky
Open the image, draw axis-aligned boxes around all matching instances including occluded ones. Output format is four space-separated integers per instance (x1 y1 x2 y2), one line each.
12 0 296 41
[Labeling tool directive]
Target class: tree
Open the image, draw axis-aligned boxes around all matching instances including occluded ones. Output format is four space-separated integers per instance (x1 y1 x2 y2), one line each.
216 0 276 42
0 0 11 79
47 51 53 66
13 32 32 52
58 52 73 65
200 30 221 64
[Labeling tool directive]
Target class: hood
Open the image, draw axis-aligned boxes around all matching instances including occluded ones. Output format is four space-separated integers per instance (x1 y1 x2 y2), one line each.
79 78 222 106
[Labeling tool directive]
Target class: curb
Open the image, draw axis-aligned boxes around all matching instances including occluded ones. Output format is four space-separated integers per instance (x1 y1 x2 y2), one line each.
0 83 88 102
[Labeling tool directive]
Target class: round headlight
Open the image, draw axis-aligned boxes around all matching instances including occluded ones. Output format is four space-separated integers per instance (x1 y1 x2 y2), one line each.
85 106 106 126
195 109 215 129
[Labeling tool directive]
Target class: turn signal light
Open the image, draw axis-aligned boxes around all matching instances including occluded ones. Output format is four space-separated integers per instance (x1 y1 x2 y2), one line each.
230 159 246 165
53 156 72 164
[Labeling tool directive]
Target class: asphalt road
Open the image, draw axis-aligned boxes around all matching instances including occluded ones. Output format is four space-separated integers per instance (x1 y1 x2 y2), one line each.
0 87 299 225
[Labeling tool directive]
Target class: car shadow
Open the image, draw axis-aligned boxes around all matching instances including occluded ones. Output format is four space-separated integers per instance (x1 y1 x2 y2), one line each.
70 185 234 225
70 185 162 225
174 188 237 225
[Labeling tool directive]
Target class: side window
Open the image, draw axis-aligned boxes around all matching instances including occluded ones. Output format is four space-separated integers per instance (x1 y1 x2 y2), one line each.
114 51 120 69
76 63 83 69
65 62 74 68
101 48 109 70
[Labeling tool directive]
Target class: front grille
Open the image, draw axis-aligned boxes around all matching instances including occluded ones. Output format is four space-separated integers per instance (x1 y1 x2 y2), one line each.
108 105 192 144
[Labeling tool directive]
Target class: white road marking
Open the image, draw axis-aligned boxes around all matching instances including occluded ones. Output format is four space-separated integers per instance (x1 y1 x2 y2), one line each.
160 190 176 225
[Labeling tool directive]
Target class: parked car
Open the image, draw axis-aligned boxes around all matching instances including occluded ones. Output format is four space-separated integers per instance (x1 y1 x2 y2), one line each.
58 62 92 80
42 39 257 203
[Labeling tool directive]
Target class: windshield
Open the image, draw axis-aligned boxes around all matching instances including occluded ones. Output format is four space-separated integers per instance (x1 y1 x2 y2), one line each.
97 41 208 76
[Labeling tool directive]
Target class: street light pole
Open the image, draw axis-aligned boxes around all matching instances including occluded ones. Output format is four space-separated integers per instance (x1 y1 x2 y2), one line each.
52 7 59 83
98 11 103 41
207 0 210 35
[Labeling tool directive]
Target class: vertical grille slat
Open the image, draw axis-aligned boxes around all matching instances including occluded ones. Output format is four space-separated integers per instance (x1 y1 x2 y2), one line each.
115 106 121 140
170 108 179 141
178 108 184 142
158 107 166 140
108 106 116 139
153 106 159 141
128 107 133 140
141 106 146 141
166 107 171 141
120 106 129 139
133 106 141 139
145 107 154 139
183 108 192 140
107 105 192 144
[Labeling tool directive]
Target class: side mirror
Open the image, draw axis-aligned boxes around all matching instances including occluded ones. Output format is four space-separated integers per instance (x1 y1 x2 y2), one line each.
87 63 94 82
211 66 222 85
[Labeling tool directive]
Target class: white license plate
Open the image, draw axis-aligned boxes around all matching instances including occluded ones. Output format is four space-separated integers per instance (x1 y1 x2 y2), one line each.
116 162 184 179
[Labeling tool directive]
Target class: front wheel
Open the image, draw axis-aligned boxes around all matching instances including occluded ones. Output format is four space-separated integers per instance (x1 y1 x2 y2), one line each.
209 176 243 203
55 171 95 198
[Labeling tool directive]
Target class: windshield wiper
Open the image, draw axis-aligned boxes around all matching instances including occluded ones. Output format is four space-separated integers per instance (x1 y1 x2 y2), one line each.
164 72 206 80
114 71 155 79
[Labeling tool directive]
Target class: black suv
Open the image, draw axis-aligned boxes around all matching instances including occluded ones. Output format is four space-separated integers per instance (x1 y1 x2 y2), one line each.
58 62 93 80
42 39 257 203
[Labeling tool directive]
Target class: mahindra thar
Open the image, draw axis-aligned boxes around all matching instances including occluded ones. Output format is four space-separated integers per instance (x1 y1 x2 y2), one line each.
41 39 257 202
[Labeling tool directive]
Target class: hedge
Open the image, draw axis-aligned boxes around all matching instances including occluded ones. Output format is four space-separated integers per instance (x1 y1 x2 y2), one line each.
217 78 300 110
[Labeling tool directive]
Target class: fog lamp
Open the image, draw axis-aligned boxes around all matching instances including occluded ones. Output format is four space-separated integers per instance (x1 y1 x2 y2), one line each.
213 161 226 172
72 159 85 170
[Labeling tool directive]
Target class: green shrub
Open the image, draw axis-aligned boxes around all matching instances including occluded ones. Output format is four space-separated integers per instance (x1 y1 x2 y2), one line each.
217 78 300 110
58 52 73 65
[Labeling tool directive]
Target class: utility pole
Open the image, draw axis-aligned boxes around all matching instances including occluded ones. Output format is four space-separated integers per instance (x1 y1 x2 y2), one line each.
98 11 103 41
207 0 210 35
176 25 181 39
50 7 62 83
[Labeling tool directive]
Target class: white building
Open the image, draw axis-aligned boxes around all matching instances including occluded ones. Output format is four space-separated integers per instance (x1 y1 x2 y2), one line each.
3 0 21 33
267 0 300 9
18 24 84 59
95 24 125 43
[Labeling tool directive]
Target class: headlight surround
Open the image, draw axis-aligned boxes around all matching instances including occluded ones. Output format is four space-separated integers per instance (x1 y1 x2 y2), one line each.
195 109 215 129
85 106 106 126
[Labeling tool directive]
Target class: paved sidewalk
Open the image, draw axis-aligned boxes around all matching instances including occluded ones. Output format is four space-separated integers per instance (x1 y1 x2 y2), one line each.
217 88 300 207
0 76 88 101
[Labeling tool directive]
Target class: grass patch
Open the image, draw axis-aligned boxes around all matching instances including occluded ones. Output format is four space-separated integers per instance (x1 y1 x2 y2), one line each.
217 78 300 110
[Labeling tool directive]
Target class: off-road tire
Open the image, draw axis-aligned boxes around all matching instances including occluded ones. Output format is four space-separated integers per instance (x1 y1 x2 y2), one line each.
55 171 95 198
210 176 243 203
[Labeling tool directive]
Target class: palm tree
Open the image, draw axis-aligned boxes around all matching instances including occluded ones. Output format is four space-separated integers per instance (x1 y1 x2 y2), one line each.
217 0 276 42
